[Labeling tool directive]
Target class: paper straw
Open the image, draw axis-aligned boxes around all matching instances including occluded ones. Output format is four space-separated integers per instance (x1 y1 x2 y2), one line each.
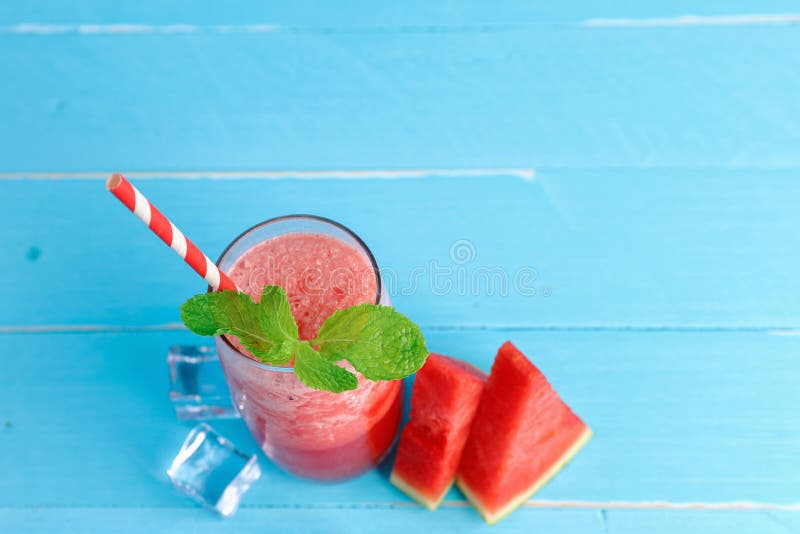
106 173 239 291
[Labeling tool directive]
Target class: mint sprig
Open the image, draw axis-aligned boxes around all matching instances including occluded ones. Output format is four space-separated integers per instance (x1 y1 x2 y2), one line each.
313 304 428 381
180 286 428 393
294 341 359 393
180 286 294 365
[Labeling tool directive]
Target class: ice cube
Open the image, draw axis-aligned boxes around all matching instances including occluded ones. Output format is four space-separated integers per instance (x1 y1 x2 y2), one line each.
168 345 238 420
167 423 261 517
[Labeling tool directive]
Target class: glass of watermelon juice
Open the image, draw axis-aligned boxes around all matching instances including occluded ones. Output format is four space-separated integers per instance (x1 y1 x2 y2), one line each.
214 215 403 481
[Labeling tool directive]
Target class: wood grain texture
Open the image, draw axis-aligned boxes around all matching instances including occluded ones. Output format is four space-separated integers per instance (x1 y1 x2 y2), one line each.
1 25 799 171
1 329 798 509
3 173 800 328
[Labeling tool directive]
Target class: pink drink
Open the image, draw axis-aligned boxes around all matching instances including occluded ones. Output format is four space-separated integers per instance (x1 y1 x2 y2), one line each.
214 216 402 481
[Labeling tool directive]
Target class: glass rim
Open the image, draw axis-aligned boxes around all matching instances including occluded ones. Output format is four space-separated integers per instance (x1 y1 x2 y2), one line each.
214 214 382 373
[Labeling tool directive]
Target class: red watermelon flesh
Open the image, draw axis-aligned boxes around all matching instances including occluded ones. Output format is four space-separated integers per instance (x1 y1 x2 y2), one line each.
390 353 487 510
456 341 591 524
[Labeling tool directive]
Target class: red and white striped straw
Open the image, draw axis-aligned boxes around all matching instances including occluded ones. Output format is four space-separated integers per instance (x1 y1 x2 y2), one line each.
106 173 239 292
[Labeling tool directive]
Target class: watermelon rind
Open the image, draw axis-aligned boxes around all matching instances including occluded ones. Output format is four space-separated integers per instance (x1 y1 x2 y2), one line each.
456 426 592 525
390 470 449 511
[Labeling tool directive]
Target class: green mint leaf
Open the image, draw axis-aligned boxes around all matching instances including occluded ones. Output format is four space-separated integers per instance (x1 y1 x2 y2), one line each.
180 290 274 359
264 339 298 366
258 285 299 343
180 287 299 365
293 341 359 393
313 304 428 381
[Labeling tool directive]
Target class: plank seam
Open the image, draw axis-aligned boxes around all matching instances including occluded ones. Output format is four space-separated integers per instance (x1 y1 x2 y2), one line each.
1 23 526 35
2 15 800 35
582 14 800 28
0 168 535 181
1 324 799 334
5 167 800 179
0 501 799 511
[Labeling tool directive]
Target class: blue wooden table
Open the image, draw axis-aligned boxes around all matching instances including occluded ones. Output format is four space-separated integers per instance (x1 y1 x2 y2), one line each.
2 2 799 532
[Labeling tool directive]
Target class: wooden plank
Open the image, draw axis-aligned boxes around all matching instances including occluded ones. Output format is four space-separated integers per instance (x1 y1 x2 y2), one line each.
0 26 799 172
3 173 800 328
1 329 797 508
608 509 800 533
0 507 602 533
3 507 798 534
2 1 799 26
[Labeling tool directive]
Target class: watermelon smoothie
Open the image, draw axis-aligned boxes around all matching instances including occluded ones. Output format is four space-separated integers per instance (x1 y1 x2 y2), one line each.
214 215 402 481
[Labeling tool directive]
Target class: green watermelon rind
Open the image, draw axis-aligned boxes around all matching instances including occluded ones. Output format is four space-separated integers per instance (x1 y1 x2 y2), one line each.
456 426 592 525
390 470 449 511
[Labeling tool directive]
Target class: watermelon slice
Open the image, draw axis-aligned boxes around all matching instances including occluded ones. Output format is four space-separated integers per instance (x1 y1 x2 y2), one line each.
390 353 486 510
456 341 591 524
